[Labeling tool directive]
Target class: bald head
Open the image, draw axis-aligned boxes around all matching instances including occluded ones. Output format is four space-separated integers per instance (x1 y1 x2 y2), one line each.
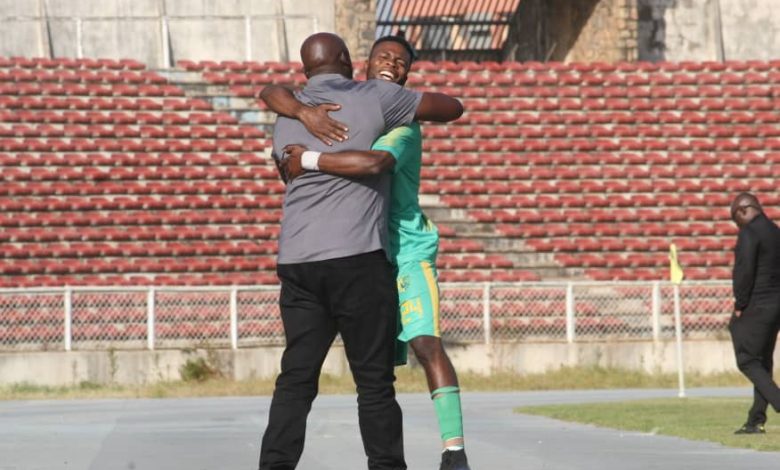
300 32 353 79
731 192 763 227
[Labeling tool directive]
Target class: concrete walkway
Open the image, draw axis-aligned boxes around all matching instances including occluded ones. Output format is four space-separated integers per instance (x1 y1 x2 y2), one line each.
0 388 777 470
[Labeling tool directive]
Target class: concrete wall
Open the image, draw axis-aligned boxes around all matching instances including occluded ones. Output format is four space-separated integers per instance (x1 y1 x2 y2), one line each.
0 346 346 386
0 0 47 57
505 0 780 63
505 0 638 63
0 0 338 65
643 0 780 61
335 0 376 61
0 339 764 387
503 0 547 61
548 0 638 62
719 0 780 60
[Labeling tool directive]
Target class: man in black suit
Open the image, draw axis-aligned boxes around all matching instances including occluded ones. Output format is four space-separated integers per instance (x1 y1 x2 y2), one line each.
729 192 780 434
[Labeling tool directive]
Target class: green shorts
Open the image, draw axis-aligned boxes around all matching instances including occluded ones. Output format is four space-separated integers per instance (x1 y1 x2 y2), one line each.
396 259 440 342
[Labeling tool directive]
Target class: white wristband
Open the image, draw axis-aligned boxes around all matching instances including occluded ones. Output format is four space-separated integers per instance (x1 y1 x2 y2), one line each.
301 151 321 171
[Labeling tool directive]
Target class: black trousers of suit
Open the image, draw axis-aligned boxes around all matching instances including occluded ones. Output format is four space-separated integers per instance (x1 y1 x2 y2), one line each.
728 302 780 425
258 250 406 470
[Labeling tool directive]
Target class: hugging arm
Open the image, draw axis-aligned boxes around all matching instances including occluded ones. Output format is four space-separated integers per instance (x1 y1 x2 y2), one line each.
259 85 349 145
280 144 394 181
415 92 464 123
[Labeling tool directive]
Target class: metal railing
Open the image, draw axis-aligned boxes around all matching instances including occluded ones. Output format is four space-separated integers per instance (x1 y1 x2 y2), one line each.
376 0 521 61
0 13 318 66
0 281 734 352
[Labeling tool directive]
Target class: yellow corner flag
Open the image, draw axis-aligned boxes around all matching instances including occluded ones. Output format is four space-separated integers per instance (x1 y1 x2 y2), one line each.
669 243 685 284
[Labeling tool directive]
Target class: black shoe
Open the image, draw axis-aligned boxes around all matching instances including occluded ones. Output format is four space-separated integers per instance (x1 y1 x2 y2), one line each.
440 449 471 470
734 423 766 434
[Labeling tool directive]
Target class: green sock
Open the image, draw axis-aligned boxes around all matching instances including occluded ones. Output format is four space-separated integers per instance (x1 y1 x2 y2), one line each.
431 386 464 443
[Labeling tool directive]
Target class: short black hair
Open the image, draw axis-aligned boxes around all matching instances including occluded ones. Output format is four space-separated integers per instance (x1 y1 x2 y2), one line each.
372 30 417 63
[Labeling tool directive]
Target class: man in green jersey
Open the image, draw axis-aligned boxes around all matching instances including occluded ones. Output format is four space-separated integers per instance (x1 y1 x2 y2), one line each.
269 34 471 470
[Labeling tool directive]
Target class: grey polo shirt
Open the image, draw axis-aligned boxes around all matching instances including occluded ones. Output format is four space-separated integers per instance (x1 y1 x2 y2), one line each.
271 74 422 264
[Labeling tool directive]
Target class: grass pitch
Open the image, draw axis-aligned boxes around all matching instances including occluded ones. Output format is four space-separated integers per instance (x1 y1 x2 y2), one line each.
517 397 780 452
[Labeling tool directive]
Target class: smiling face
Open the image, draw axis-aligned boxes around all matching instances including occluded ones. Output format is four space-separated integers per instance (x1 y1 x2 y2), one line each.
366 40 412 86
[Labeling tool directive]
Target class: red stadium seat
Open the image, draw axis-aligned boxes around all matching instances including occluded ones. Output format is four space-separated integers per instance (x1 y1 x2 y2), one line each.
2 58 779 287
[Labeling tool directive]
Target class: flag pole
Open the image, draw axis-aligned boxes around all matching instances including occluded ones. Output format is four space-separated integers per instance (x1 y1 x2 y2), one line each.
669 243 686 398
673 283 686 398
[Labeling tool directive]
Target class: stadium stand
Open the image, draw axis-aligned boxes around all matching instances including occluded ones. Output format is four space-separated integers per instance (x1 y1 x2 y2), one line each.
185 58 780 283
2 56 780 289
0 57 278 288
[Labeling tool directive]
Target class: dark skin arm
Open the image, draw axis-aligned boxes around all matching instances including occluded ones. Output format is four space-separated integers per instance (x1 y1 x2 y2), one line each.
260 85 464 142
272 155 288 184
259 85 349 145
415 92 464 122
280 144 395 182
733 227 759 317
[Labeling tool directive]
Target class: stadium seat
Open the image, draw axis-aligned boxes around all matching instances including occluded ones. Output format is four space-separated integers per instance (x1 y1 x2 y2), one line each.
4 58 780 288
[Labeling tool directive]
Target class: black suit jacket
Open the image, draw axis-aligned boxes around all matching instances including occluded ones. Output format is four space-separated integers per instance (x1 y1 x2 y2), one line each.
732 213 780 311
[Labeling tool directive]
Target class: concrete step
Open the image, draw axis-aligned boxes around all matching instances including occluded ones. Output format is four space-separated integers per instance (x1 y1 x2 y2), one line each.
423 207 473 222
154 69 207 85
437 222 498 238
480 238 530 252
500 251 558 267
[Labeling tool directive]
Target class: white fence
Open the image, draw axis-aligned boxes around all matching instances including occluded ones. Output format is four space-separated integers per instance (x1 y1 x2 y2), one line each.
0 281 734 352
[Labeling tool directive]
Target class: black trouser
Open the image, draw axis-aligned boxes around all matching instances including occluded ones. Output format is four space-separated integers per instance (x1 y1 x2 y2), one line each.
728 302 780 425
259 251 406 470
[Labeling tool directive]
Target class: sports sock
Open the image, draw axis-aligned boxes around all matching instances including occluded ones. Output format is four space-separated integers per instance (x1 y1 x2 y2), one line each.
431 386 464 444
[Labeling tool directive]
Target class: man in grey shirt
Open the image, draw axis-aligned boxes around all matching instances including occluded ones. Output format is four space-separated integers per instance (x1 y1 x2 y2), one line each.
257 33 463 470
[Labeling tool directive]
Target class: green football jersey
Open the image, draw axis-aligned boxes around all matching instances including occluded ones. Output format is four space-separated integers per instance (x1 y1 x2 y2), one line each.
372 122 439 266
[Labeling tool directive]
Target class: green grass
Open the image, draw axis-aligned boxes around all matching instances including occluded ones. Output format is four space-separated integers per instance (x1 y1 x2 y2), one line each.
517 397 780 452
0 366 750 401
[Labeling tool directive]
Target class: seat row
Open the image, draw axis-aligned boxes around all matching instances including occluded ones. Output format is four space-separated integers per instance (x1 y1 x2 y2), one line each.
0 138 266 152
522 236 732 253
0 256 277 276
0 237 482 259
456 110 780 125
8 164 775 188
420 137 780 153
0 57 146 70
417 91 780 111
470 207 747 224
0 96 212 111
0 151 267 167
427 150 779 167
0 181 283 198
419 123 780 140
456 98 777 114
0 110 241 126
497 222 735 239
177 59 780 74
0 209 281 227
2 166 278 184
425 180 777 197
201 70 776 91
0 82 184 97
423 165 780 182
0 240 278 259
0 68 165 84
0 226 279 246
0 194 756 218
0 272 281 288
0 124 264 140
